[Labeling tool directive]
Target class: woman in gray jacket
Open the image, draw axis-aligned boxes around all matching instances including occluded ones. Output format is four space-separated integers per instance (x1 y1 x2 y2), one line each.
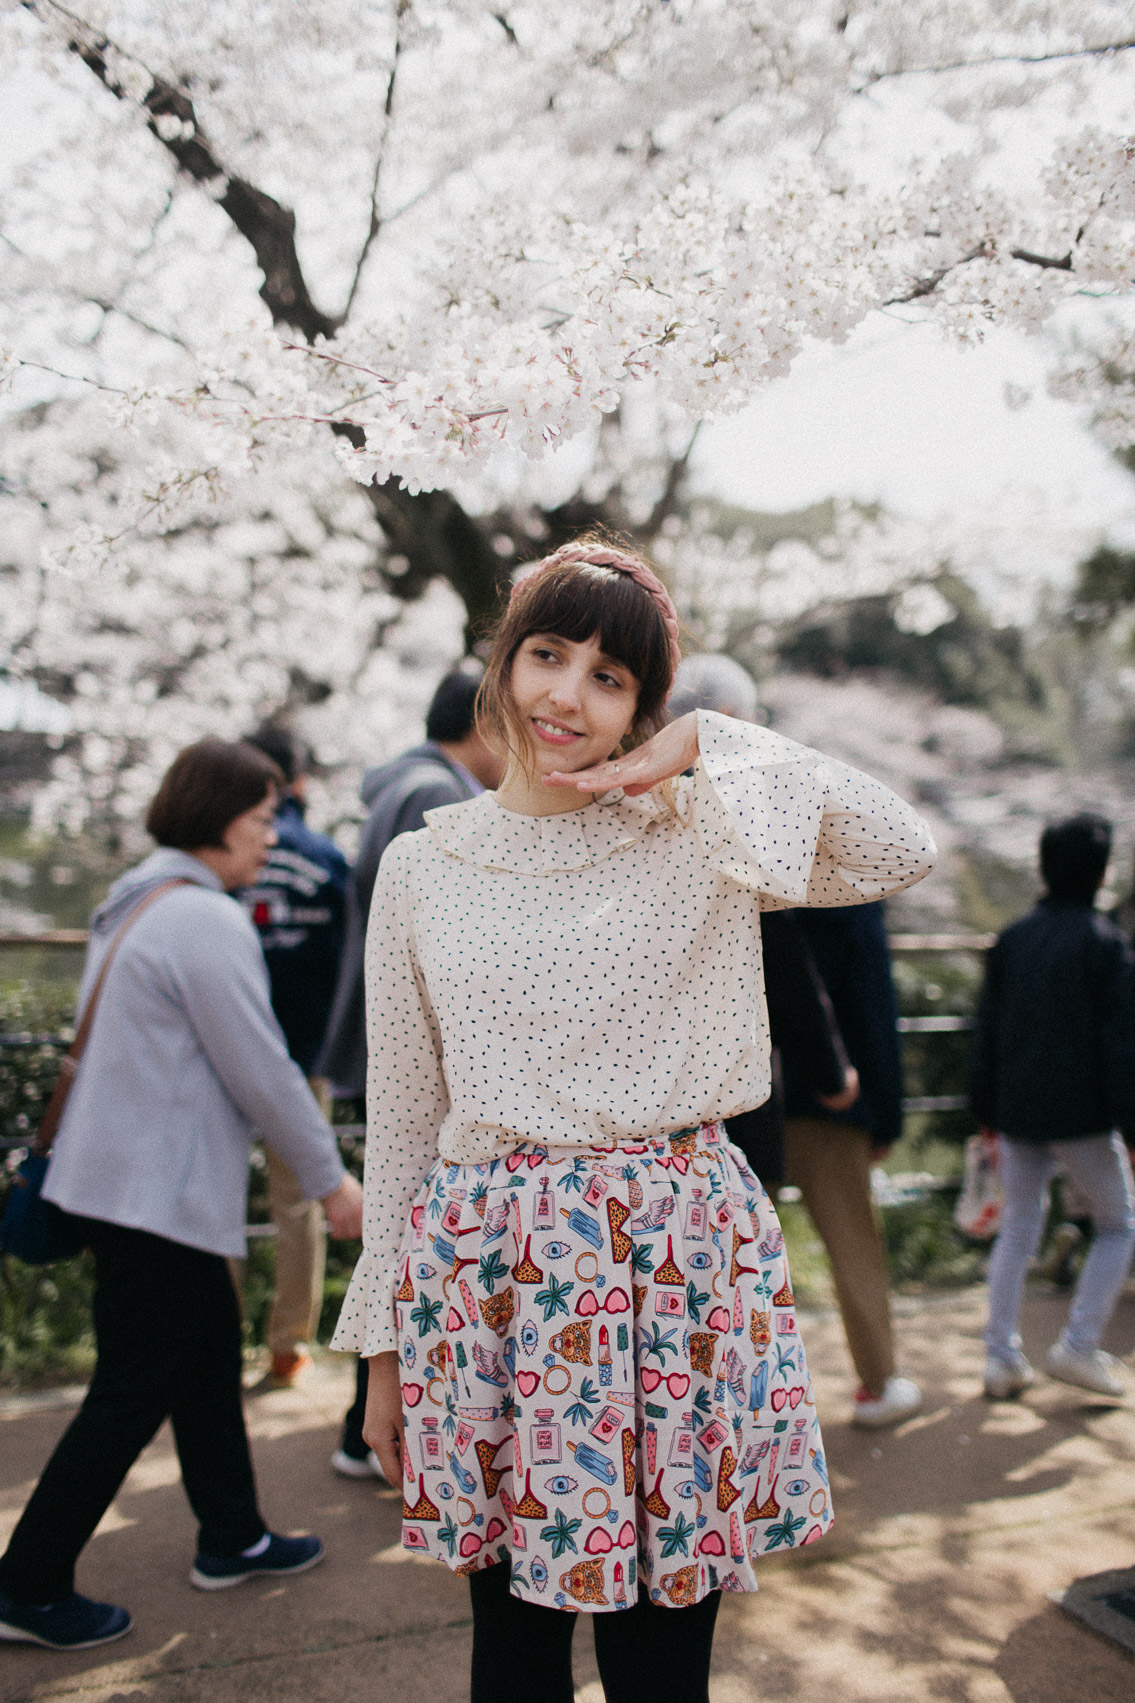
0 740 363 1654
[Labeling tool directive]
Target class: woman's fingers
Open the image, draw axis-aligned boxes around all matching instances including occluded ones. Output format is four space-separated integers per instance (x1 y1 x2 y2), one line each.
545 713 698 792
368 1419 404 1488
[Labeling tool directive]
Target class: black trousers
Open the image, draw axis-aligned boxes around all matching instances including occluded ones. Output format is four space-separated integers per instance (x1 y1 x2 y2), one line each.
470 1561 720 1703
342 1354 369 1456
0 1220 265 1604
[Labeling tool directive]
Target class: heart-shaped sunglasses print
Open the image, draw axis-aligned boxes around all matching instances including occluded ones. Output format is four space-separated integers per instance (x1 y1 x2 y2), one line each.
639 1370 691 1398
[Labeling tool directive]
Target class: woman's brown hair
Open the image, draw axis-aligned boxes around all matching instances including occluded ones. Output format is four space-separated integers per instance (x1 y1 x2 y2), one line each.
476 540 676 777
146 738 283 850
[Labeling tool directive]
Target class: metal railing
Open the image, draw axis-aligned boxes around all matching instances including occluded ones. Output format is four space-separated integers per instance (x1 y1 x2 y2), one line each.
2 929 991 1149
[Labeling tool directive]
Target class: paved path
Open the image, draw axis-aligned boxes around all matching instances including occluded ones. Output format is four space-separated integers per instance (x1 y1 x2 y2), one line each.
2 1285 1132 1703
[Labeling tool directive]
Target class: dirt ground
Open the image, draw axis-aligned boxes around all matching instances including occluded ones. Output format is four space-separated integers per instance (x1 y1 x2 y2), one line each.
1 1283 1132 1703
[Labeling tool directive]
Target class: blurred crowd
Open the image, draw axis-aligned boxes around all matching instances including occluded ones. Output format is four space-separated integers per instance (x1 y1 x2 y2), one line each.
0 654 1132 1656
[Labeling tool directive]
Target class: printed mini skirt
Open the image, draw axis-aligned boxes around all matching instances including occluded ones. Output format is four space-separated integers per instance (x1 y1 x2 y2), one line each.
395 1121 832 1612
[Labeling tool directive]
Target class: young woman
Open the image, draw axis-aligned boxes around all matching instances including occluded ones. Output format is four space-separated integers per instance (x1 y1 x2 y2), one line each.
333 540 935 1702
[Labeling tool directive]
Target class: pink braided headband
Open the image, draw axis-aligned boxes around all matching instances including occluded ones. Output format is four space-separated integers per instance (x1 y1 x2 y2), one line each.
509 542 682 678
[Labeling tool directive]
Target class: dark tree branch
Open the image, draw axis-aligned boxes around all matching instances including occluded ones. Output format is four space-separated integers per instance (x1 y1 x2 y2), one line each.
342 1 407 321
884 237 1084 306
31 2 340 340
864 37 1135 83
30 0 516 640
645 424 702 539
1009 246 1074 271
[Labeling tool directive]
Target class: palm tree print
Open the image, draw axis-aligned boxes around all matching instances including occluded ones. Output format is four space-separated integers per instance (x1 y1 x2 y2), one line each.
410 1292 442 1336
638 1322 679 1364
658 1513 695 1558
685 1280 709 1323
438 1516 458 1558
764 1508 806 1549
564 1377 599 1427
558 1159 588 1195
629 1243 654 1276
478 1248 508 1294
533 1273 573 1321
540 1509 582 1558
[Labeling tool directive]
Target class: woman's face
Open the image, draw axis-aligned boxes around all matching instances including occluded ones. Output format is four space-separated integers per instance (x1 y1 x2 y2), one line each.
507 632 639 776
218 793 278 889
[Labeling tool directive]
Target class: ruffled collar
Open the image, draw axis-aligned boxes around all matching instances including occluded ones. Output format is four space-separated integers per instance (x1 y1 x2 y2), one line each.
425 786 675 875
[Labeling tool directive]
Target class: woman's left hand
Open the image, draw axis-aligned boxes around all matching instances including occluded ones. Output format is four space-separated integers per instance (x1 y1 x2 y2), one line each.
544 712 699 797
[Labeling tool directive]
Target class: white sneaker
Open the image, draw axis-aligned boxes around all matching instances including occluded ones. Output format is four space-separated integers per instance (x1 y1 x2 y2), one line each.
331 1448 387 1482
850 1375 922 1428
983 1351 1036 1400
1044 1340 1127 1398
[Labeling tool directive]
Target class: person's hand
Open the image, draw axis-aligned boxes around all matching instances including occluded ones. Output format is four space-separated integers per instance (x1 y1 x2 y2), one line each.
544 711 699 797
816 1066 860 1113
321 1174 363 1239
362 1351 405 1486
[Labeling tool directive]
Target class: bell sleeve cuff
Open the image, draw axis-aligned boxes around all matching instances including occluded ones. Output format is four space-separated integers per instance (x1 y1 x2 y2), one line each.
694 709 936 905
331 1250 400 1357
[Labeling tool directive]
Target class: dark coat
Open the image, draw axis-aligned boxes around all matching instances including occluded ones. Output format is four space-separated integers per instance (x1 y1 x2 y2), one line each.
726 910 849 1184
237 797 349 1074
970 897 1135 1142
782 901 904 1151
316 743 478 1096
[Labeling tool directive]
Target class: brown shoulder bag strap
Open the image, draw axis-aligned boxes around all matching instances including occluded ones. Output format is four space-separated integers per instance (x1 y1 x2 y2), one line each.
34 878 193 1154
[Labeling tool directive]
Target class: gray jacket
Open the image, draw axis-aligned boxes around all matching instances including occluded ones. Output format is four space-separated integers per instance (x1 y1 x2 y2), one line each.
317 743 477 1096
43 848 346 1257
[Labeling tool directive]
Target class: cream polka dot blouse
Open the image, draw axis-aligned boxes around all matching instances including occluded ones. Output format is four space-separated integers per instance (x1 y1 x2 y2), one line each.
332 710 936 1355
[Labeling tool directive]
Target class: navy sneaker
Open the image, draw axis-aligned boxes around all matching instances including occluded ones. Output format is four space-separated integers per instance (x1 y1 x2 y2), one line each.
0 1589 132 1650
189 1532 325 1591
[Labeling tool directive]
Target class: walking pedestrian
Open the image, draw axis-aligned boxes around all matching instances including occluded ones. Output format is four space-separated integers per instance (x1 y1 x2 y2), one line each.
972 813 1135 1400
782 902 924 1428
238 724 349 1388
0 739 363 1653
321 670 503 1478
333 538 935 1703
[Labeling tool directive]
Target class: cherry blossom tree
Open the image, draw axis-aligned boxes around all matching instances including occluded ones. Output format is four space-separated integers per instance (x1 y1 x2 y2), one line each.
2 1 1135 835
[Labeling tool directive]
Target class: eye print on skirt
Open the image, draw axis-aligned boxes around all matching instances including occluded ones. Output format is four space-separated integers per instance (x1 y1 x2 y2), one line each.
545 1475 579 1495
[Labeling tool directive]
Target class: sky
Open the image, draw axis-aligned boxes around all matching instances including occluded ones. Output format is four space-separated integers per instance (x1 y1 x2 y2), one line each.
692 311 1135 554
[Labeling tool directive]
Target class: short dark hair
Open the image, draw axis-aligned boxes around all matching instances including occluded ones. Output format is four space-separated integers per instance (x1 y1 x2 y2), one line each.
244 722 309 786
146 738 283 850
426 672 481 743
1039 812 1112 903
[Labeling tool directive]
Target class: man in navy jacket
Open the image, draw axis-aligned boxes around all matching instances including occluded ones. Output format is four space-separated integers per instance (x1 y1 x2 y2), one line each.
971 813 1135 1400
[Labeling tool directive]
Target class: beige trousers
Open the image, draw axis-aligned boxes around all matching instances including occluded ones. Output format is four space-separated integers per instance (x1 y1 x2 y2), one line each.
265 1082 329 1357
784 1117 896 1397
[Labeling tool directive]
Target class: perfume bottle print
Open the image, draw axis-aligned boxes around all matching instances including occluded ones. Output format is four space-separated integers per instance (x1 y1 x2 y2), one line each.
529 1409 562 1465
533 1177 555 1230
420 1416 443 1471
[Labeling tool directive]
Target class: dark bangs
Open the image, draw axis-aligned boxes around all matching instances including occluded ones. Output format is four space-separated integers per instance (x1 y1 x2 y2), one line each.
498 561 673 730
476 545 679 772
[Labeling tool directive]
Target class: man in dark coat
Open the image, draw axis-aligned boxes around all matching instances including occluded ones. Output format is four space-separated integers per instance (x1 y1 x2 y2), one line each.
782 901 923 1428
320 670 502 1476
972 813 1135 1400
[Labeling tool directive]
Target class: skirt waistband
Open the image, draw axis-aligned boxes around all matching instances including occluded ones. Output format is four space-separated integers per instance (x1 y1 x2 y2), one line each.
497 1120 728 1165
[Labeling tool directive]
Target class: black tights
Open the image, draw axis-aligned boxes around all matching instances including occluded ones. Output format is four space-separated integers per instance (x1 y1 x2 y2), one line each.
469 1560 720 1703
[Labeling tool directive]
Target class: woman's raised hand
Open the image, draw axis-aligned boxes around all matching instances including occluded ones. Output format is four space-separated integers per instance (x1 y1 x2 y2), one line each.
544 711 699 797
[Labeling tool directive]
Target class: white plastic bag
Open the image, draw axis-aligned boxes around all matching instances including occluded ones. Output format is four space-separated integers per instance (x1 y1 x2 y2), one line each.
954 1132 1003 1240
